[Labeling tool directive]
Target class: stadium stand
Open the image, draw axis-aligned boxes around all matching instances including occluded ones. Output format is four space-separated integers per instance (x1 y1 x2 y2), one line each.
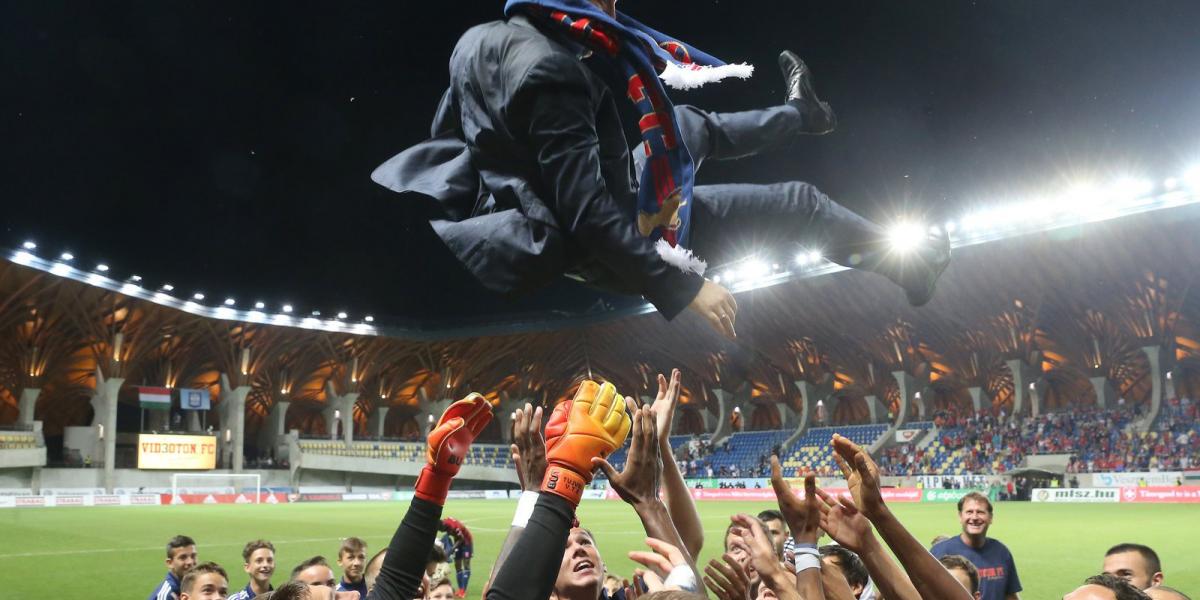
783 424 890 476
0 430 38 450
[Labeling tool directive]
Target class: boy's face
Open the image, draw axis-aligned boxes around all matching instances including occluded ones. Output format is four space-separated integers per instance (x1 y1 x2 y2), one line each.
339 548 367 583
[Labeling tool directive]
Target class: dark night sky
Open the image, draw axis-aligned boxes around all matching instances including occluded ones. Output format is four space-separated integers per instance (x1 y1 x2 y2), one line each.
3 1 1199 324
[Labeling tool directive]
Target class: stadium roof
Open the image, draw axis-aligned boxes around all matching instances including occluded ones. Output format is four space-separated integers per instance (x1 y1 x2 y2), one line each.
3 201 1199 435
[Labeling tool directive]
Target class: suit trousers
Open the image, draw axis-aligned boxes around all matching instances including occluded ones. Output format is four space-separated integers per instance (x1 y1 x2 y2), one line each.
635 104 887 271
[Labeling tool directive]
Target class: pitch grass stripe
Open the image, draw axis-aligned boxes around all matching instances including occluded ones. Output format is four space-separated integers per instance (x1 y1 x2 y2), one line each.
0 535 376 559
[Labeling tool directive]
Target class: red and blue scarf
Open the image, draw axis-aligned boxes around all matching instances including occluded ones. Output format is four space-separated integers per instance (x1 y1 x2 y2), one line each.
504 0 751 256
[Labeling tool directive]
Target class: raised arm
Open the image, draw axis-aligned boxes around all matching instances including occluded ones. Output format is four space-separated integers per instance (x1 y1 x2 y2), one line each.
651 369 705 559
484 403 548 595
369 395 493 600
596 404 702 590
487 382 632 600
831 435 972 600
813 487 920 600
768 463 824 600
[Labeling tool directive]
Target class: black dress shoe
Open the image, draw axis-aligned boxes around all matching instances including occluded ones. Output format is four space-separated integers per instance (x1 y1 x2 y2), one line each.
902 229 952 307
778 50 837 134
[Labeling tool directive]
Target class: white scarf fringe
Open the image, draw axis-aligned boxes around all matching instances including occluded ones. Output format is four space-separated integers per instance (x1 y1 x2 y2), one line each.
659 61 754 91
655 239 707 275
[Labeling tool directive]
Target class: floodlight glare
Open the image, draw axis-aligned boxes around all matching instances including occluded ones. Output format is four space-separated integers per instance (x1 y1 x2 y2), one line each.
364 315 375 323
161 284 174 292
807 250 822 264
1184 165 1200 189
22 241 36 250
744 259 769 279
254 301 266 309
192 292 205 301
96 264 109 272
887 222 925 252
60 252 74 261
282 304 294 313
224 298 236 306
337 311 348 319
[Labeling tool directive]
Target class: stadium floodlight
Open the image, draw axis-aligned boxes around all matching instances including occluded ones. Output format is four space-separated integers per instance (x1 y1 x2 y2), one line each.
192 292 205 301
795 252 810 266
50 262 71 275
744 259 769 280
337 311 348 319
1184 165 1200 189
12 251 34 265
122 282 141 293
223 297 235 306
130 274 142 282
711 275 722 284
1110 178 1153 202
282 304 294 313
254 301 265 309
1164 178 1179 191
311 310 321 316
364 315 375 323
22 241 36 250
807 250 822 264
887 222 925 252
161 283 174 291
943 221 958 234
96 263 109 272
60 252 74 261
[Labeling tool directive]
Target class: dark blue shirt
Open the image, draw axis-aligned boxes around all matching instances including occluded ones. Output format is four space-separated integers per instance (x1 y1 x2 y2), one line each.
338 577 368 598
931 536 1022 600
227 582 272 600
147 572 180 600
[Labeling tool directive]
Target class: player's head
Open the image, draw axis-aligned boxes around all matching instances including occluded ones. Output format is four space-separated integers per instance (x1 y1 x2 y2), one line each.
725 516 769 585
1145 586 1191 600
365 548 388 594
931 535 952 547
553 527 604 600
166 535 199 579
939 554 981 600
956 492 993 539
819 545 868 597
428 577 455 600
291 556 337 589
1064 574 1153 600
755 509 789 558
603 574 621 596
180 561 228 600
266 579 358 600
1104 543 1164 590
337 537 368 583
243 539 276 588
426 543 447 575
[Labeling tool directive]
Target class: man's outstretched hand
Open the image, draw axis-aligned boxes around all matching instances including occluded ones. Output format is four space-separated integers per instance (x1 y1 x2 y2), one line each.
768 456 821 544
414 393 494 505
510 403 546 492
595 405 660 507
688 279 737 340
832 434 887 520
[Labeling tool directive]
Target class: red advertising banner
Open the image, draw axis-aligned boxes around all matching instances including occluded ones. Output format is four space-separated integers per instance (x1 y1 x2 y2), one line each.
165 492 289 505
1120 486 1200 503
609 487 922 502
15 496 45 507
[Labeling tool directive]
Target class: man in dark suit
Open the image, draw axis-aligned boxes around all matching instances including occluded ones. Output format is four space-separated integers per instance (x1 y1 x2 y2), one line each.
373 0 949 339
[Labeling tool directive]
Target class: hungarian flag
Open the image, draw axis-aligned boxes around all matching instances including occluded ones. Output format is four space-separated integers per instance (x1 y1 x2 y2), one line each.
138 386 172 410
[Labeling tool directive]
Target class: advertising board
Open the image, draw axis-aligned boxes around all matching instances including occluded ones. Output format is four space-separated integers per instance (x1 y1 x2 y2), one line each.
137 434 217 470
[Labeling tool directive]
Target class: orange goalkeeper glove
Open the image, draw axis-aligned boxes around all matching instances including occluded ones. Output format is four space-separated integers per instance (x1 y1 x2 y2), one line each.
541 381 632 506
414 393 493 505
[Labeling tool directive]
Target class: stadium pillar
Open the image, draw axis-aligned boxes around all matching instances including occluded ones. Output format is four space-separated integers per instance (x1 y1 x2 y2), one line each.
891 371 918 428
17 388 40 426
416 392 453 436
709 388 732 443
268 400 291 445
776 401 796 429
1006 359 1039 418
1089 377 1115 408
369 405 389 439
90 368 123 492
1142 345 1164 429
186 409 201 432
967 387 983 413
865 395 880 423
219 374 250 473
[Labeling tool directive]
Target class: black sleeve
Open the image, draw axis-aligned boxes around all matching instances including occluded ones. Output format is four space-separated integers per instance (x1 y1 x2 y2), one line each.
367 497 443 600
485 493 574 600
517 57 704 320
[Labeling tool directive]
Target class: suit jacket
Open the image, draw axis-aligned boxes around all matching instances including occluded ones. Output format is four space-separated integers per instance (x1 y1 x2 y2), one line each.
372 15 703 319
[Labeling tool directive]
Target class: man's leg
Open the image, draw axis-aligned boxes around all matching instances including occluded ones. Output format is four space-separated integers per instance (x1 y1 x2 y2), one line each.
634 104 811 175
688 182 948 303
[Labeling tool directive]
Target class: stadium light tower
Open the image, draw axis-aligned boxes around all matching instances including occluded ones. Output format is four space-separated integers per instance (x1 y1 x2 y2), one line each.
887 222 926 252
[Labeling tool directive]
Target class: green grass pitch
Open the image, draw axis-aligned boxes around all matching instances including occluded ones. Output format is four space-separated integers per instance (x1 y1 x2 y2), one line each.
1 500 1197 598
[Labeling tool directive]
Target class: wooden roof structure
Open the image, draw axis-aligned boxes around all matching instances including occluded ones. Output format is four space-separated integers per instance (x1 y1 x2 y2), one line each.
3 207 1200 439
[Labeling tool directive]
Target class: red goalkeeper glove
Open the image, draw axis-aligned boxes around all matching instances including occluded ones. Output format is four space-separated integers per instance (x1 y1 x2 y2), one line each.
414 393 493 505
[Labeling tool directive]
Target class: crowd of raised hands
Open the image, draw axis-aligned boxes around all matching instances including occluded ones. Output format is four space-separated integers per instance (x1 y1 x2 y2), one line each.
355 368 992 600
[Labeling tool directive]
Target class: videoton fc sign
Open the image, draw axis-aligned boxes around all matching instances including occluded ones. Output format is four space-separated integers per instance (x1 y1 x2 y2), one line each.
137 434 217 470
